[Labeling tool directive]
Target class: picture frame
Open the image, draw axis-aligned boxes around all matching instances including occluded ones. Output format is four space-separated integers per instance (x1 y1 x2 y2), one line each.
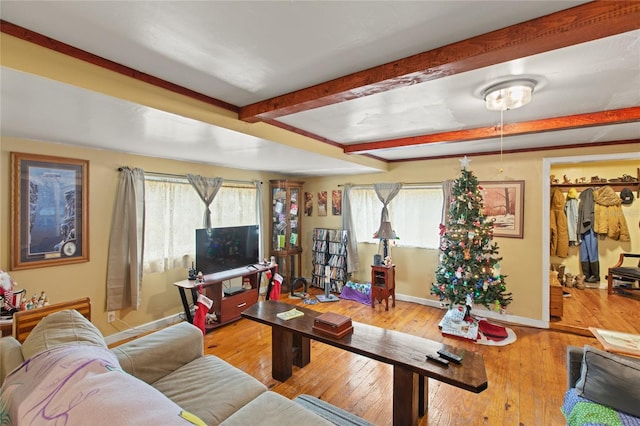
11 153 89 270
479 180 525 239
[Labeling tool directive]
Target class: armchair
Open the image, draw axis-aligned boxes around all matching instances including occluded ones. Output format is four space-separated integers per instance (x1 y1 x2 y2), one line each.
607 253 640 295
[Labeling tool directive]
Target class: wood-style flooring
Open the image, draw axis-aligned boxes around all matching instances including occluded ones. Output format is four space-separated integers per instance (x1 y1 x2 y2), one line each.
202 287 638 426
550 285 640 335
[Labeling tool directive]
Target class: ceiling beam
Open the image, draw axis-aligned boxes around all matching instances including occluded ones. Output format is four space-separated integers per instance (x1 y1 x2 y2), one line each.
343 107 640 154
239 1 640 123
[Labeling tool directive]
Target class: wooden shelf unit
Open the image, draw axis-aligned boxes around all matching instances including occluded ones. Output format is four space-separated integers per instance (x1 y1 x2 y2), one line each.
270 180 304 290
174 264 270 331
551 167 639 197
311 228 348 293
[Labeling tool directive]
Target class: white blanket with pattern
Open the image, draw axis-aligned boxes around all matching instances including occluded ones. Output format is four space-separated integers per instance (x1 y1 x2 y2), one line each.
0 344 196 425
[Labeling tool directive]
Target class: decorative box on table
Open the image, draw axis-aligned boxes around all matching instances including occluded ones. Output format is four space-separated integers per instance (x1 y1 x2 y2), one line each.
312 312 353 339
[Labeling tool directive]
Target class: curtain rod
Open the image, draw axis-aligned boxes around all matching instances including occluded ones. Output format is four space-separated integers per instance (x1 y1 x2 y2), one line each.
116 168 260 185
338 181 442 188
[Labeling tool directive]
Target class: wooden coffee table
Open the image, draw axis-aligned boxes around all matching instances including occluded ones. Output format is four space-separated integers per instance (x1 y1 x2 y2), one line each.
242 300 488 426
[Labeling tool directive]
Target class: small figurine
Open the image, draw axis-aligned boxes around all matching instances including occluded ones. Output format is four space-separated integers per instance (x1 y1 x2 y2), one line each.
563 175 571 184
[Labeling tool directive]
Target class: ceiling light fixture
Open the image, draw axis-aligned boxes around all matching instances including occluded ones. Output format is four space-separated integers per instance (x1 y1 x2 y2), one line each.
483 79 536 111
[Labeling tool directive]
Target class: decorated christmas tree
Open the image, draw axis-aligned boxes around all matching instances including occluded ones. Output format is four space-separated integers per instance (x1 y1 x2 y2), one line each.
431 158 512 315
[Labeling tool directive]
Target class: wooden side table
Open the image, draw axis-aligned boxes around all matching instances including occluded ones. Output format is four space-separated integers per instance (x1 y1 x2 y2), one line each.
371 264 396 311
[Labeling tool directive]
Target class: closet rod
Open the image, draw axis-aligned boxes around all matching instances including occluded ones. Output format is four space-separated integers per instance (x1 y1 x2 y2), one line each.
116 167 260 185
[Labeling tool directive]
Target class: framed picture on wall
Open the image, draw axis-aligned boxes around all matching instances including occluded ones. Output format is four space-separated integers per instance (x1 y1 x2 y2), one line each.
318 191 327 216
11 152 89 270
332 189 342 215
479 180 525 238
304 191 313 216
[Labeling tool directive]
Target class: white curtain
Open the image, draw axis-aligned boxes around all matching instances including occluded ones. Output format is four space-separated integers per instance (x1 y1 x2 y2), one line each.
342 185 359 273
373 183 402 232
106 167 145 310
186 174 223 228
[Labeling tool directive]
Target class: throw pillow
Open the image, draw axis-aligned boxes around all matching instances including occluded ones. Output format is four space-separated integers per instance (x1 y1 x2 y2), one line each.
575 345 640 418
21 309 106 360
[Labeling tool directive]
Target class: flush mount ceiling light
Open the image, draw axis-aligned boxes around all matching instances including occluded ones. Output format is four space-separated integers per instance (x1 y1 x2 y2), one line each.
483 79 536 111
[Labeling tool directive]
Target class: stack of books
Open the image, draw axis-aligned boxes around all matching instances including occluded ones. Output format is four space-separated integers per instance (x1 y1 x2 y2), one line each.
312 312 353 339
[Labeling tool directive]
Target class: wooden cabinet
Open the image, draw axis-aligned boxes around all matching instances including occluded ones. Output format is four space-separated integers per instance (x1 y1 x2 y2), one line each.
270 180 304 289
371 264 396 311
549 285 563 318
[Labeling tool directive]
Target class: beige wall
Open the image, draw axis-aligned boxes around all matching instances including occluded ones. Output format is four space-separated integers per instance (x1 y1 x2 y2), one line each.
301 146 639 325
2 138 638 336
2 32 639 334
0 136 280 336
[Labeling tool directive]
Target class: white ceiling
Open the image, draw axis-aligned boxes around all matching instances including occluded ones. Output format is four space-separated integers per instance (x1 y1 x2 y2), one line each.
1 1 639 176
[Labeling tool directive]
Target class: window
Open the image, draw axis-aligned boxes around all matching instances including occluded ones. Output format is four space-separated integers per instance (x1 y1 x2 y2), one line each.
349 186 443 249
143 176 258 273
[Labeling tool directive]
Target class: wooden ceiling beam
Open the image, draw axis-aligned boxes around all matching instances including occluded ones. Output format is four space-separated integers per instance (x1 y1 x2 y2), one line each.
343 107 640 154
239 1 640 123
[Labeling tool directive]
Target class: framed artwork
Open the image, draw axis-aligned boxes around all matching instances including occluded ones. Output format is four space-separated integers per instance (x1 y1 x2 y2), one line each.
479 180 525 238
332 190 342 215
317 191 328 216
11 153 89 270
304 191 314 216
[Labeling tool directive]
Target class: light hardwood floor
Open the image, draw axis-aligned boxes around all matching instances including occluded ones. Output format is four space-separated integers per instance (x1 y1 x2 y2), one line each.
202 287 637 426
550 284 640 335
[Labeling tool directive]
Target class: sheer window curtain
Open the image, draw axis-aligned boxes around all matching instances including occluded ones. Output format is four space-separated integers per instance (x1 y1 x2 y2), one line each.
106 167 145 311
373 183 402 235
342 185 359 273
144 180 257 274
186 174 223 228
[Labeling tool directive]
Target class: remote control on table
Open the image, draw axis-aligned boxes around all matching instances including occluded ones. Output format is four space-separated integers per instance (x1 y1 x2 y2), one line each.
426 354 449 366
437 349 462 364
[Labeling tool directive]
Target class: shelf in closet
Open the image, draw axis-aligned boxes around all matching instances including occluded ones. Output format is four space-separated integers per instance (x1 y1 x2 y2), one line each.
551 168 639 197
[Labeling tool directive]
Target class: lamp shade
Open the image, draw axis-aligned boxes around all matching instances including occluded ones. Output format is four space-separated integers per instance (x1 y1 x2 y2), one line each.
374 221 398 240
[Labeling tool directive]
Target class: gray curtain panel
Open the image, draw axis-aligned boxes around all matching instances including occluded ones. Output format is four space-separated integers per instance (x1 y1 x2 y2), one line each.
106 167 145 311
342 185 359 274
373 182 402 229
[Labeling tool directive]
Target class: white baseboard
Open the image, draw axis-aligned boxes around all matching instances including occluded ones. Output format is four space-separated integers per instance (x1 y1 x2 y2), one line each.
395 293 549 329
104 312 184 346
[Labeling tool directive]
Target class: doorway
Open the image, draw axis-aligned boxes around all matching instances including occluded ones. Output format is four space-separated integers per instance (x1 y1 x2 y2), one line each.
542 152 640 333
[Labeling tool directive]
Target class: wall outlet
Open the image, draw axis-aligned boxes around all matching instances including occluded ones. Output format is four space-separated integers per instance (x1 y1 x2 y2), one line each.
107 311 116 323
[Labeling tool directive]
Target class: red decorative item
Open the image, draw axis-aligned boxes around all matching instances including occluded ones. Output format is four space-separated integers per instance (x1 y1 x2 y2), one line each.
193 285 213 335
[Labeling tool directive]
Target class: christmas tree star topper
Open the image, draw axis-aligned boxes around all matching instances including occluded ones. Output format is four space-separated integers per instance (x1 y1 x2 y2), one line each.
459 155 471 170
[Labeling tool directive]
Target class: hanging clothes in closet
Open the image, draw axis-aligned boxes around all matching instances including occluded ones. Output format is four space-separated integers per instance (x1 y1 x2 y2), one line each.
550 187 569 258
577 188 599 282
565 187 579 246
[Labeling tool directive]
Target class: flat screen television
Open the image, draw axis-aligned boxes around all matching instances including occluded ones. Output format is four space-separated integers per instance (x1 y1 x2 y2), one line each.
195 225 260 275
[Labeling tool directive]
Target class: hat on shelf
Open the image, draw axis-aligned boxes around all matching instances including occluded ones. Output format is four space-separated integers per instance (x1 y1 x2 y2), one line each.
620 188 634 205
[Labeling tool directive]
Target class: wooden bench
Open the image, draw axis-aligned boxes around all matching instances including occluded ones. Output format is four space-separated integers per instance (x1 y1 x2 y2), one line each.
608 253 640 295
12 297 91 343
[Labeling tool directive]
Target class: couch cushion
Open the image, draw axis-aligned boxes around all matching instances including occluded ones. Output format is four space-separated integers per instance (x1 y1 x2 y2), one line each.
21 309 106 360
152 355 267 425
575 345 640 417
220 391 333 426
112 321 204 385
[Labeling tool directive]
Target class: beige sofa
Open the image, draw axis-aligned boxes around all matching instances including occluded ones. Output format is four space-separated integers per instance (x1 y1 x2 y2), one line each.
0 310 367 425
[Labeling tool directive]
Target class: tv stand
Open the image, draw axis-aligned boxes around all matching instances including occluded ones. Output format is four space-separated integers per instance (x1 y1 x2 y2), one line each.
174 264 272 331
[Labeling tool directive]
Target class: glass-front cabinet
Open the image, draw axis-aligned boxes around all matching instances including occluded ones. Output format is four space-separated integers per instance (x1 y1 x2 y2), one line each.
269 180 304 289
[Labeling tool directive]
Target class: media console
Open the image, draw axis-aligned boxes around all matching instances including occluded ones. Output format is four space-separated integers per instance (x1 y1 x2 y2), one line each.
174 264 272 331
